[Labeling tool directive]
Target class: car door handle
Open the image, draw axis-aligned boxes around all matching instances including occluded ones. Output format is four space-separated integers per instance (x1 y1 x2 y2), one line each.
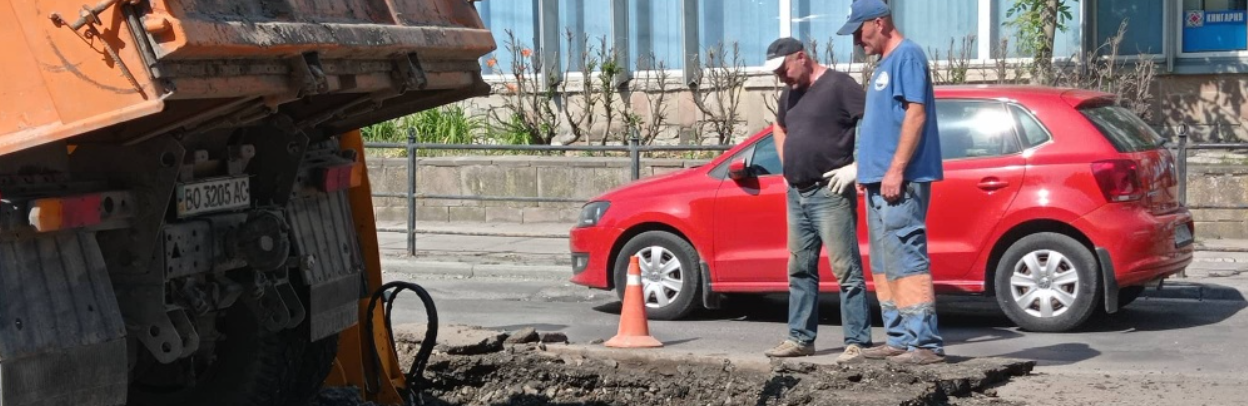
977 178 1009 191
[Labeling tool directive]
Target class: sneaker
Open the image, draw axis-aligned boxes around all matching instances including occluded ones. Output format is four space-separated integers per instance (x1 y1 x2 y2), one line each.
835 344 865 364
763 340 814 357
860 345 907 359
887 349 946 365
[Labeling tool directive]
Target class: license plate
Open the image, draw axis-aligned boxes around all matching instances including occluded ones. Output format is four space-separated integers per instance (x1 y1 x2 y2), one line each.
1174 223 1194 248
176 177 251 218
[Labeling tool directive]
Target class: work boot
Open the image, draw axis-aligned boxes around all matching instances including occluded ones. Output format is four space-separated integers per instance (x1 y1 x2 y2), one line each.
835 344 865 364
860 345 907 359
887 349 946 365
763 340 814 357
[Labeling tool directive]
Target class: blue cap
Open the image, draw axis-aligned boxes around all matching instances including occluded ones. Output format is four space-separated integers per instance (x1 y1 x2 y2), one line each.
836 0 892 36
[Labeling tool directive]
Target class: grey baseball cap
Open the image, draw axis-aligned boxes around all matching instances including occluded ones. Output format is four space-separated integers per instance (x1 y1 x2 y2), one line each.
762 37 804 72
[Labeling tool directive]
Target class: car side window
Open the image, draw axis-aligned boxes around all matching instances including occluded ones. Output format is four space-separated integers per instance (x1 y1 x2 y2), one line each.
749 135 783 176
935 100 1022 160
1010 104 1053 148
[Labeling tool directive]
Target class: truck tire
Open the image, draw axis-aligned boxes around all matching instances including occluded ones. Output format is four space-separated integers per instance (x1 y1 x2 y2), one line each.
613 231 701 320
993 232 1101 332
283 332 340 406
128 307 338 406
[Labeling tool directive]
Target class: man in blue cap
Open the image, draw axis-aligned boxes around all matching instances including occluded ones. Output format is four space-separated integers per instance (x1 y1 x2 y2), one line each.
838 0 946 365
759 37 871 363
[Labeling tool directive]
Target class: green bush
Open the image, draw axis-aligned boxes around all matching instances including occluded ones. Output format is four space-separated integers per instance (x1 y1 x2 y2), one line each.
362 105 486 156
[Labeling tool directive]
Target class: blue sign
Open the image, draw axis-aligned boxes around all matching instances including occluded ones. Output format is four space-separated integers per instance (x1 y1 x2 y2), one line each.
1183 10 1248 53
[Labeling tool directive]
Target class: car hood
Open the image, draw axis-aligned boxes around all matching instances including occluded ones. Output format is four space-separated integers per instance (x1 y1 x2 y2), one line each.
593 166 705 202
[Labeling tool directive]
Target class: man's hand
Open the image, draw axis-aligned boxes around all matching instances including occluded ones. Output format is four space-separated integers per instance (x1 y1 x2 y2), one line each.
822 163 857 195
881 169 904 203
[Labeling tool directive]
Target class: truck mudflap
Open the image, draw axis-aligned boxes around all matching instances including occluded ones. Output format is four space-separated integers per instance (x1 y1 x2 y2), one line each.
287 141 368 340
0 232 128 406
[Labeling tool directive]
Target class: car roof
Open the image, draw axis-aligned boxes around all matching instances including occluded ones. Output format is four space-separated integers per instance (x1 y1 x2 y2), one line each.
935 85 1114 108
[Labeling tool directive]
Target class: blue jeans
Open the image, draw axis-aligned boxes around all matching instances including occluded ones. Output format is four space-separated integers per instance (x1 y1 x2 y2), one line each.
785 183 871 348
864 182 944 353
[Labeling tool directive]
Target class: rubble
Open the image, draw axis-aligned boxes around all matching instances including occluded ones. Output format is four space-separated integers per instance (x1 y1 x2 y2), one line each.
505 327 540 344
318 324 1036 406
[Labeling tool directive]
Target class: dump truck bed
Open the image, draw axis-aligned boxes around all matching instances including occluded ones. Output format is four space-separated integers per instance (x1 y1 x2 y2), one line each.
0 0 494 156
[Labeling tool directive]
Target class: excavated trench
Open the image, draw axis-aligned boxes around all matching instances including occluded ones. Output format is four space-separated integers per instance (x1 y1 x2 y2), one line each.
313 325 1034 406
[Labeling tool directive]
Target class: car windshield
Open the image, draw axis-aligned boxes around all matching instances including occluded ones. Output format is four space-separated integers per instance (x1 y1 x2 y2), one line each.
1080 104 1164 153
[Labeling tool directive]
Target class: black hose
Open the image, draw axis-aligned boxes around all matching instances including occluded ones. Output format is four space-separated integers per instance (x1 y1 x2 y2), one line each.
363 281 438 405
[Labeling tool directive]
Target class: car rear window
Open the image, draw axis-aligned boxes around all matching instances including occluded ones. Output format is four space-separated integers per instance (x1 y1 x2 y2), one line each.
1080 105 1163 153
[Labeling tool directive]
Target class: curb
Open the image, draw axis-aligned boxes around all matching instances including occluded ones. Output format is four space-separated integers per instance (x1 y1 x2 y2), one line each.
381 258 569 281
1141 282 1248 302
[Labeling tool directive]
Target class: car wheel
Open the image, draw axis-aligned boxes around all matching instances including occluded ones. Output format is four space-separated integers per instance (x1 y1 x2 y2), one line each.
994 232 1101 332
613 231 701 320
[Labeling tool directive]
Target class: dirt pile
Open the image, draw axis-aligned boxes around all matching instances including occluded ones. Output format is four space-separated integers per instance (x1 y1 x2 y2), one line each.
315 325 1035 406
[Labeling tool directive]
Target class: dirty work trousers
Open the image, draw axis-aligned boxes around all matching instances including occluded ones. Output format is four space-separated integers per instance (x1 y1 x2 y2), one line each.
864 182 944 353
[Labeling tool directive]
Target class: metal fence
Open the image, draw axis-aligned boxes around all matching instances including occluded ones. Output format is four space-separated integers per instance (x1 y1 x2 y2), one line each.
1172 131 1248 208
366 128 1248 257
365 129 733 255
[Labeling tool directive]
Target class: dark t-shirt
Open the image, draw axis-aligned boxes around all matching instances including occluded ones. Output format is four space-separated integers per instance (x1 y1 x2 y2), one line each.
777 70 865 187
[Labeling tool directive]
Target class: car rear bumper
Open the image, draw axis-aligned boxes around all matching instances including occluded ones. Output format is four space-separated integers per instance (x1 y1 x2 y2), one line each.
568 226 621 289
1075 204 1195 287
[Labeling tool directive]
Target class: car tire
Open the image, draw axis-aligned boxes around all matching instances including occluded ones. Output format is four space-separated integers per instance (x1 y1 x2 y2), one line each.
994 232 1101 332
613 231 701 320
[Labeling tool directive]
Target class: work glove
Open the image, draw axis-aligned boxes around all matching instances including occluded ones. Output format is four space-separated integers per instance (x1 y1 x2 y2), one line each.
822 162 857 195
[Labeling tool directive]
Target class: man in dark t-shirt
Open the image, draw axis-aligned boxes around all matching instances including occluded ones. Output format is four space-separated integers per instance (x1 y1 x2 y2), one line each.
760 37 872 363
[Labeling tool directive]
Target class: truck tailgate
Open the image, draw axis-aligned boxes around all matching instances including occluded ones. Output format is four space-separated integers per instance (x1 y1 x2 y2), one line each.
0 0 494 155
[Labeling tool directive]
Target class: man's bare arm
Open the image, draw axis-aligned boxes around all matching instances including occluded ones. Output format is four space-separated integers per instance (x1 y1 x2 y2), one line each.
889 102 924 174
881 101 924 201
774 123 787 165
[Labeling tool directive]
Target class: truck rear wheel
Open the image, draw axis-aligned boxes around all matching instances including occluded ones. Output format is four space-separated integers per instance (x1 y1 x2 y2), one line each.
128 307 338 406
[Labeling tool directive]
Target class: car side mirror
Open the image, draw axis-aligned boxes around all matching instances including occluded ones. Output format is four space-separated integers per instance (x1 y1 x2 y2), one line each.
728 159 751 181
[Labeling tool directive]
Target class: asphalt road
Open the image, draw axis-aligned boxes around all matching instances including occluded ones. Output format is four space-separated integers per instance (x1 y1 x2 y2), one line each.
386 270 1248 405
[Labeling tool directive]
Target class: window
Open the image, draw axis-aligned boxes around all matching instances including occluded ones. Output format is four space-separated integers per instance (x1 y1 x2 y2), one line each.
699 0 780 67
935 101 1022 160
631 0 684 70
750 135 783 176
992 0 1083 58
1009 104 1053 148
790 0 856 64
478 0 539 75
1181 0 1248 53
893 0 980 59
1080 105 1163 153
559 0 613 72
1095 0 1165 55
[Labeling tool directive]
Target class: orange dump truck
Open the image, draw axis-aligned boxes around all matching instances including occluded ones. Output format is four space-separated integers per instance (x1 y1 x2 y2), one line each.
0 1 492 405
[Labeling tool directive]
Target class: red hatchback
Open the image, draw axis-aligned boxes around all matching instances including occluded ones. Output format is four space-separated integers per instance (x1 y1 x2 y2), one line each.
569 86 1193 332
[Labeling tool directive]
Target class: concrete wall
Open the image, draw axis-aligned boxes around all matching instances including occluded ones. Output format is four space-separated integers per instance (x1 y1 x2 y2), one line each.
367 156 1248 240
1188 165 1248 240
367 156 708 224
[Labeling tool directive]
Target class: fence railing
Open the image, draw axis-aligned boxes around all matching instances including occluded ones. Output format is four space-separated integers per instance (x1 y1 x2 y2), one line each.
1172 131 1248 208
366 129 734 255
366 128 1248 257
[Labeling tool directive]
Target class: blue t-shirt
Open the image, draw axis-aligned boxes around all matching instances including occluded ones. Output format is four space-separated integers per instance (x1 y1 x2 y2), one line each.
858 39 943 184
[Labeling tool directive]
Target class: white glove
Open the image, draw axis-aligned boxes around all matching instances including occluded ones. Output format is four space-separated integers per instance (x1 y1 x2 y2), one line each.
822 162 857 195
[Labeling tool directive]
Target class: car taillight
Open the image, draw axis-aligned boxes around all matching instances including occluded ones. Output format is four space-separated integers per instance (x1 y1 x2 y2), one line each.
1091 159 1143 203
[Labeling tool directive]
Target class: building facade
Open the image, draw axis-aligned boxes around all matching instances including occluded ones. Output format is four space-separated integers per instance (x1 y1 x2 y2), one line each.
472 0 1248 143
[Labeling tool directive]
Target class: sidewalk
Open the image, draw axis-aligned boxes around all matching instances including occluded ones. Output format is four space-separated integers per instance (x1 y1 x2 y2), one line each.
377 221 572 280
376 221 1248 301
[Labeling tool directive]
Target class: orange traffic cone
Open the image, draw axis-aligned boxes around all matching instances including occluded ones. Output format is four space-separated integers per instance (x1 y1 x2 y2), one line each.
604 255 663 348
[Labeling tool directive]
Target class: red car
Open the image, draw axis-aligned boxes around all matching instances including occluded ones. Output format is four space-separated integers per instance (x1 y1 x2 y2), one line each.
569 86 1193 332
